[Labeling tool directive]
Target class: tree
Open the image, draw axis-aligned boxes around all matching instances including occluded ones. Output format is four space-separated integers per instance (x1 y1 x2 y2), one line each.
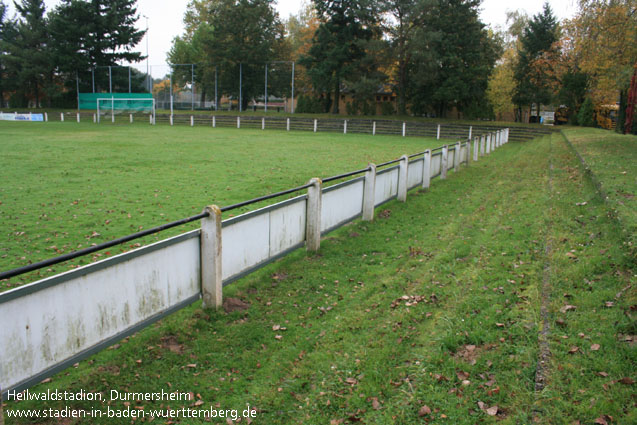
409 0 499 118
1 0 52 107
170 0 286 111
577 96 595 126
383 0 431 115
570 0 637 133
513 2 559 122
300 0 380 114
486 47 516 120
0 0 11 107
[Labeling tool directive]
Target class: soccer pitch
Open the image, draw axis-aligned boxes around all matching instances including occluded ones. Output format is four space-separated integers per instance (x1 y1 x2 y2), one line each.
0 121 442 288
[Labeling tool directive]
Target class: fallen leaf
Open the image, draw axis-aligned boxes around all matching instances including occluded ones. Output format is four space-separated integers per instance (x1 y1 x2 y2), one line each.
618 377 634 385
568 346 580 354
485 406 498 416
594 415 612 425
371 397 381 410
590 344 601 351
274 335 283 340
456 371 469 380
345 377 358 385
418 405 432 416
186 364 197 368
565 252 578 259
495 322 505 327
596 371 609 377
272 325 281 331
560 305 577 313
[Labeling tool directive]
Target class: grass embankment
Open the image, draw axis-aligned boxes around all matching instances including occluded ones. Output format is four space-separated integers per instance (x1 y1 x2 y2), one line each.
562 127 637 259
0 121 440 289
4 130 634 424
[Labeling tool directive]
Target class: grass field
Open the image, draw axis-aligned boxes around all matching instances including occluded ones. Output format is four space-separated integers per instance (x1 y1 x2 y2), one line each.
2 123 635 424
0 121 441 289
562 128 637 259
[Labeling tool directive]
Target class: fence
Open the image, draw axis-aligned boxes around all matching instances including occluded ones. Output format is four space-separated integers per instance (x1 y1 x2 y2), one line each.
46 111 549 141
0 128 510 398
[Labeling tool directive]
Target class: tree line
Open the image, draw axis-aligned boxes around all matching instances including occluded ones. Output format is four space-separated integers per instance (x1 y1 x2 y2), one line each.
1 0 635 131
0 0 144 108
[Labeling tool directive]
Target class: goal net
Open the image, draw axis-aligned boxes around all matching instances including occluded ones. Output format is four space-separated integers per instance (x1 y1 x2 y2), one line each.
96 97 155 123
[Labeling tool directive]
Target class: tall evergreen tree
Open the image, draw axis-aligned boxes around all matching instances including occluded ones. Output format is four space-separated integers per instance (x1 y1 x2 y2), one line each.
513 2 559 122
409 0 499 118
2 0 51 107
300 0 380 114
0 0 10 107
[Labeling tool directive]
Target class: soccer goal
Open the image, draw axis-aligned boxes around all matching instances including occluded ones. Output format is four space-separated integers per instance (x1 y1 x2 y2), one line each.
96 97 155 124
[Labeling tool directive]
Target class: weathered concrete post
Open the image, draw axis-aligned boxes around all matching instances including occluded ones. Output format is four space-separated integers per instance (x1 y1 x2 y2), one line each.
77 112 80 123
237 116 241 129
149 114 152 125
306 178 322 252
170 115 173 126
201 205 223 310
441 145 448 179
398 155 409 202
314 119 317 132
362 163 377 221
466 140 471 165
212 116 216 127
262 117 265 130
402 122 406 137
454 142 461 172
468 125 472 139
94 114 97 123
372 121 376 136
45 112 48 122
491 132 496 151
473 137 479 161
191 116 194 127
437 124 441 140
486 134 491 154
480 134 485 156
60 112 64 122
422 149 431 190
130 114 133 124
287 118 290 131
343 120 347 134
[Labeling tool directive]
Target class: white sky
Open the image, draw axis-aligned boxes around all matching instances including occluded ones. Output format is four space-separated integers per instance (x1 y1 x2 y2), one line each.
7 0 578 76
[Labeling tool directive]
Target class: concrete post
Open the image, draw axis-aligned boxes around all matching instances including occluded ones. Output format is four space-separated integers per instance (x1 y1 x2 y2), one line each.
237 116 240 129
437 124 441 140
45 112 48 122
306 178 322 252
473 137 479 161
201 205 223 310
480 134 485 156
372 121 376 135
466 140 471 164
149 114 152 125
314 119 317 133
190 116 194 127
441 145 448 179
343 120 347 134
454 142 461 172
77 112 80 123
60 113 64 122
362 163 376 221
170 115 173 126
422 150 431 190
287 118 290 131
212 116 216 128
469 125 472 140
486 134 491 154
402 122 406 137
130 114 133 124
94 114 96 123
262 117 265 130
112 112 115 124
397 155 409 202
491 132 496 151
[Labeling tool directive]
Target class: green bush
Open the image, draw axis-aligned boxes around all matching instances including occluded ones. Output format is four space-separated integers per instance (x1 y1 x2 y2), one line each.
577 97 596 127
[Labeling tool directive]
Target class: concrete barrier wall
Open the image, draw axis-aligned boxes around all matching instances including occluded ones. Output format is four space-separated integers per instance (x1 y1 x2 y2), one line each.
1 131 509 396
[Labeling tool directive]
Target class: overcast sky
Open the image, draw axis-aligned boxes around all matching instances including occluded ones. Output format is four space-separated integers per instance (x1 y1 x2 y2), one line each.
6 0 578 76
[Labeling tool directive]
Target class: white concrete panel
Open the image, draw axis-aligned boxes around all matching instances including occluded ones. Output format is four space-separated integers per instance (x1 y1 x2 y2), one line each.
321 180 364 232
222 213 270 280
374 168 399 205
448 149 456 167
0 233 200 391
407 160 423 189
269 199 306 256
432 154 442 176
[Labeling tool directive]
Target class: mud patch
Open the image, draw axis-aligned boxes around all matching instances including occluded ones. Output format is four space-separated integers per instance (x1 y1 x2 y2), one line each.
223 297 250 313
160 335 184 354
453 344 497 365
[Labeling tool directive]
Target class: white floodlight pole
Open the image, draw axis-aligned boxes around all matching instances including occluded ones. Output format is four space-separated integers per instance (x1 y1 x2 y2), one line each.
215 66 218 111
264 63 268 113
291 61 295 113
191 64 194 111
239 63 242 112
109 66 112 93
170 70 174 117
144 15 150 92
76 72 80 112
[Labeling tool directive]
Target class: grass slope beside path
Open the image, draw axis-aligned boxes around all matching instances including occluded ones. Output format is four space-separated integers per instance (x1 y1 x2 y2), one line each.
562 128 637 259
5 133 634 424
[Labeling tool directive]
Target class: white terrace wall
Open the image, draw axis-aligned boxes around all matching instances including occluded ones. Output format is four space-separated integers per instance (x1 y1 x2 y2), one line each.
0 130 509 397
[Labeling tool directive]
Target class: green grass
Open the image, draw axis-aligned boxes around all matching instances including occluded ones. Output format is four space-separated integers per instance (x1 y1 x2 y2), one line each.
2 124 635 424
0 121 440 288
562 127 637 258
